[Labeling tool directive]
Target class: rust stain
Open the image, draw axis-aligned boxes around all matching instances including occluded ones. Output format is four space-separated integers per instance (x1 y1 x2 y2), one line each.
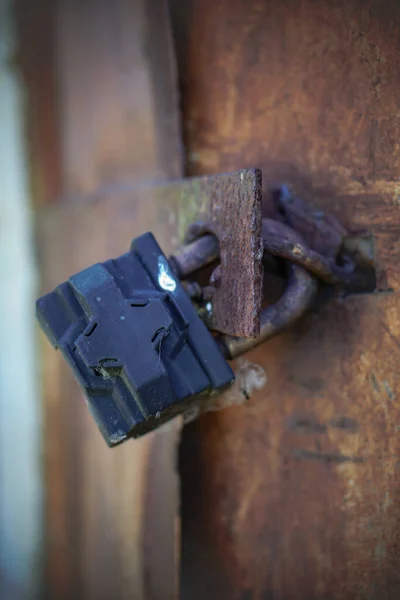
289 414 327 435
293 450 364 464
329 416 359 433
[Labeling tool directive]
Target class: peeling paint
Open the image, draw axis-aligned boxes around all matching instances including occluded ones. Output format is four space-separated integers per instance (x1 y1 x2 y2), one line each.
183 358 267 424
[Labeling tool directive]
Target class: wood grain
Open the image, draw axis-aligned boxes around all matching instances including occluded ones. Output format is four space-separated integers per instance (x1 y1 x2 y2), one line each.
171 1 400 598
20 1 183 598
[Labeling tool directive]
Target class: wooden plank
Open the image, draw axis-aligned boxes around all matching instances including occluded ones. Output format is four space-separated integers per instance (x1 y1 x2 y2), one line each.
171 1 400 598
19 1 183 598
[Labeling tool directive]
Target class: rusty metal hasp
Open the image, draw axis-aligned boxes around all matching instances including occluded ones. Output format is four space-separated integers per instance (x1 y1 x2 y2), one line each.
169 168 263 338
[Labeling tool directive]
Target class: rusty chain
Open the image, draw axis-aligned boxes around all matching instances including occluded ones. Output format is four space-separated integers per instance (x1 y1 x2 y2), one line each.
170 187 357 359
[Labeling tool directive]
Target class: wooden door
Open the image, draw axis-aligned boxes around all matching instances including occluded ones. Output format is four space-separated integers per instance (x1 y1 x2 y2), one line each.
172 1 400 598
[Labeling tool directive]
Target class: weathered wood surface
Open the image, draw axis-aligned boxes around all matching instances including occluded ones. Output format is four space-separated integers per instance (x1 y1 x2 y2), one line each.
172 1 400 598
19 1 183 598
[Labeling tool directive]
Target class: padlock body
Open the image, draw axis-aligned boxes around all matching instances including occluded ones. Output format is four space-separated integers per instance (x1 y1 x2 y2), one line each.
37 233 234 445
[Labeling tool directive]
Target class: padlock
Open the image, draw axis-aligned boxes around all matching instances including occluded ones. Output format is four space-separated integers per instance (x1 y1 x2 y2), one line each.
36 232 234 446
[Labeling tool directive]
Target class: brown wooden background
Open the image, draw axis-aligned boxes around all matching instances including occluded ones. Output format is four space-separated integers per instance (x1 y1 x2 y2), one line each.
19 0 400 598
173 1 400 598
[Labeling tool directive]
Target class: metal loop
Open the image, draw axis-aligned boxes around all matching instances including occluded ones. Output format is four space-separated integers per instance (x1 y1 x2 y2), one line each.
169 213 348 359
171 217 352 286
262 218 353 285
216 263 317 359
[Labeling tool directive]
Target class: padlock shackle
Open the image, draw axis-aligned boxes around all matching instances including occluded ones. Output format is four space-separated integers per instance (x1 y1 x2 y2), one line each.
216 263 317 360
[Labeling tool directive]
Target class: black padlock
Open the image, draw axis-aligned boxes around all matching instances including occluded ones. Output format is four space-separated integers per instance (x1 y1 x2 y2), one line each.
36 233 234 446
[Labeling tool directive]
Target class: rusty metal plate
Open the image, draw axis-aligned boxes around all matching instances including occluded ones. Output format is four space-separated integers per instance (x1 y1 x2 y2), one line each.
40 168 263 339
170 168 263 338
